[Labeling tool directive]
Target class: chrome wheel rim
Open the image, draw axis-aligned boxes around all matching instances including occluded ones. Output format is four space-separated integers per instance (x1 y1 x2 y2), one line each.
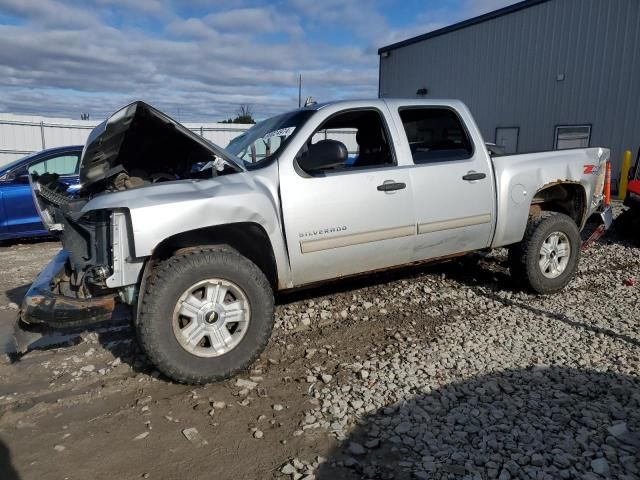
172 279 250 357
539 231 571 279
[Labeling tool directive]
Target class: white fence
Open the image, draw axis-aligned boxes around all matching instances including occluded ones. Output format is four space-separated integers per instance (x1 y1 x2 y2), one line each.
0 113 252 166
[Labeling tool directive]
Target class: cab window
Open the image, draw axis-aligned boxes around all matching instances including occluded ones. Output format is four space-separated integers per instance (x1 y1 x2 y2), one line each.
399 107 473 164
298 109 394 175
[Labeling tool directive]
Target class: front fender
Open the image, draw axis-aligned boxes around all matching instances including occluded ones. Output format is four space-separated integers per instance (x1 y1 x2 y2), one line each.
82 165 293 288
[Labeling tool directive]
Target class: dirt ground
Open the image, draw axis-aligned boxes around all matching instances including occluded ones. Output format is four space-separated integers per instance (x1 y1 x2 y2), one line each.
0 226 638 480
0 240 444 480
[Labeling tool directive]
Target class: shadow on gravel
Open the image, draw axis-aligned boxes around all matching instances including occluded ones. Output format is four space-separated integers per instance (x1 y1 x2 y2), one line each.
427 247 640 350
0 438 20 480
479 290 640 350
608 210 640 248
317 367 640 479
276 252 515 306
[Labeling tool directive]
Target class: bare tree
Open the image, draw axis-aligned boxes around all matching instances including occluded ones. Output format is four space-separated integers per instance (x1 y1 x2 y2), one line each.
236 104 252 118
235 104 255 123
220 104 256 124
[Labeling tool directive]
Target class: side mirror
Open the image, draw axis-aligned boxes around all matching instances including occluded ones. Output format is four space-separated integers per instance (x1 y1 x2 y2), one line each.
298 139 348 172
15 173 31 184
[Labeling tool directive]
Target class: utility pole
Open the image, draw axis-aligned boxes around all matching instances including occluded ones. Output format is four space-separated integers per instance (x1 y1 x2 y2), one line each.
298 73 302 108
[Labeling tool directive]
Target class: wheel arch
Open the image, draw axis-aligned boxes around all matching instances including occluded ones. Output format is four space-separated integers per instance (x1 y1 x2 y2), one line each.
530 182 588 228
150 222 280 290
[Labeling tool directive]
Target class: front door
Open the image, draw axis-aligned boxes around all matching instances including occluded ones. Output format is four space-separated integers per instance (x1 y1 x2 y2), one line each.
279 107 416 286
391 105 495 260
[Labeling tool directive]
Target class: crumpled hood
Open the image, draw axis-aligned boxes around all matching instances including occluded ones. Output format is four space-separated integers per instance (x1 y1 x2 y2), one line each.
79 101 243 189
81 171 255 213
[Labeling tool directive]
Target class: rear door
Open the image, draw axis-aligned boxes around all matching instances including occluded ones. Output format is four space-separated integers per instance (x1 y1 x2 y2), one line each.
3 151 80 236
388 103 496 261
278 105 416 286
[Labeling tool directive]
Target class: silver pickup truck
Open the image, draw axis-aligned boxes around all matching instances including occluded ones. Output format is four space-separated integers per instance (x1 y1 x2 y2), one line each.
20 99 612 383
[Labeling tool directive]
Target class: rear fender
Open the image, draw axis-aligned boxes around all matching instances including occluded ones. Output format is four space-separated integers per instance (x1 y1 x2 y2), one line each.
491 147 609 247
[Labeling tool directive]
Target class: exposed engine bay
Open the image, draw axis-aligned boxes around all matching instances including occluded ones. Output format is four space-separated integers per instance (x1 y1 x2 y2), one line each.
29 101 243 300
79 101 241 195
109 169 176 191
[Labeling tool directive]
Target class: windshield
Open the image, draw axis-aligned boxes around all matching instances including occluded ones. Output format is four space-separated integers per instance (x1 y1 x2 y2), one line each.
226 109 314 168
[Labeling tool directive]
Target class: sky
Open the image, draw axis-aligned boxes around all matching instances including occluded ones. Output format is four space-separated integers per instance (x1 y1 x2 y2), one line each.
0 0 519 121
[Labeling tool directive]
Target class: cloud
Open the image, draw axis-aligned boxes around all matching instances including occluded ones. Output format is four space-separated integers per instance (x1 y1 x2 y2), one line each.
0 0 520 121
205 7 303 37
464 0 523 16
94 0 171 18
0 0 100 28
287 0 390 49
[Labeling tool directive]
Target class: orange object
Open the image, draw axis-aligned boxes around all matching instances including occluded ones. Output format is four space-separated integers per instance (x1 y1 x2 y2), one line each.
603 161 611 206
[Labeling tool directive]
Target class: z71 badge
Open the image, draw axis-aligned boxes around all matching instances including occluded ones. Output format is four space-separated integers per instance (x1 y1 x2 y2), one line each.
583 164 601 175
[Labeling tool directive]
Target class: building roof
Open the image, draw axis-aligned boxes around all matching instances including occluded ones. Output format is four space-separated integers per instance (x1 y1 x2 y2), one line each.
378 0 553 54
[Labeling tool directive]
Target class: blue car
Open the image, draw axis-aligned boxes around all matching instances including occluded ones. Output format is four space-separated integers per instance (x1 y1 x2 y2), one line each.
0 145 82 241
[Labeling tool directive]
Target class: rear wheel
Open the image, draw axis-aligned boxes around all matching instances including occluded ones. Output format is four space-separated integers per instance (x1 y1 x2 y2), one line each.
137 246 274 384
508 212 581 294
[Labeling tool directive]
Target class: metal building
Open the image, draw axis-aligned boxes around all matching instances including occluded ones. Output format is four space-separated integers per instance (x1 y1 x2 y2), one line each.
378 0 640 188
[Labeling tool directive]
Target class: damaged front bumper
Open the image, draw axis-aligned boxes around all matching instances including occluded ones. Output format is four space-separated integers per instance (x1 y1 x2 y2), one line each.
18 249 116 329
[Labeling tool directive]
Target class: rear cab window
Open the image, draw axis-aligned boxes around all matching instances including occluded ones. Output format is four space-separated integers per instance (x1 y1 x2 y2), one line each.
398 107 474 164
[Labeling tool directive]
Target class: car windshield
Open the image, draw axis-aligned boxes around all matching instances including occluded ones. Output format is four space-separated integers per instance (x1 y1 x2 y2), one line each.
225 110 314 168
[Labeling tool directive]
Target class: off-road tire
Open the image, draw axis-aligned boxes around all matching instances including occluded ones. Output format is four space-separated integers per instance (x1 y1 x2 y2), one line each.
137 246 274 384
508 212 581 294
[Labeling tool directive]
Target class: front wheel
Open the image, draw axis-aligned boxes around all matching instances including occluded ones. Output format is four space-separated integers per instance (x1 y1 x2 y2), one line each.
508 212 581 294
137 247 274 384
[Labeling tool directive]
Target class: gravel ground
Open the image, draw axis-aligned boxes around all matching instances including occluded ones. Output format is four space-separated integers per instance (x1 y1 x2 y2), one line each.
311 241 640 479
0 215 638 480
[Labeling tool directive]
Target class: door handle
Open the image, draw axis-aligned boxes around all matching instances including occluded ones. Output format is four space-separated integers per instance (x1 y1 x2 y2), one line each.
377 181 406 192
462 172 486 181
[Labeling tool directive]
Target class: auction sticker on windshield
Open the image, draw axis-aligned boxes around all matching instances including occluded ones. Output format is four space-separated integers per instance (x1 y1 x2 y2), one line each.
263 126 296 141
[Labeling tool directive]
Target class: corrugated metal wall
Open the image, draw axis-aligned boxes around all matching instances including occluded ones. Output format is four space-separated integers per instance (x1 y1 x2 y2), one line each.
379 0 640 186
0 113 251 166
